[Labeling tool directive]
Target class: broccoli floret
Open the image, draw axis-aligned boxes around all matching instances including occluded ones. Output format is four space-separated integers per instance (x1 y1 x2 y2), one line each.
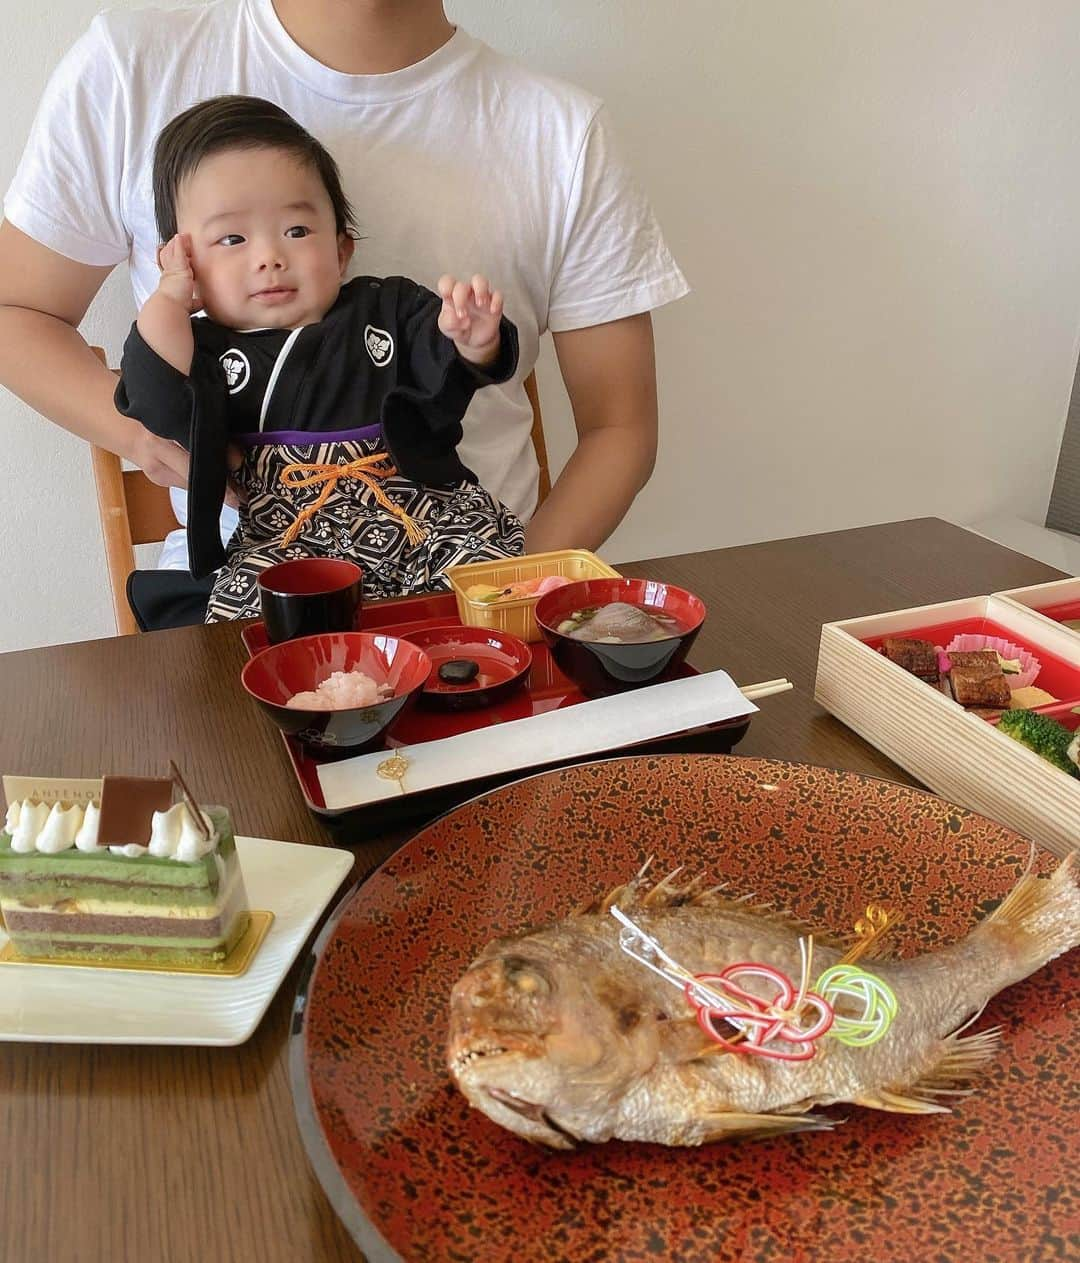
997 709 1079 777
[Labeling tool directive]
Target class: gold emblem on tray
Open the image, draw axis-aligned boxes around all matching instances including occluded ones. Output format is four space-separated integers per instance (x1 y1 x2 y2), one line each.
376 750 411 794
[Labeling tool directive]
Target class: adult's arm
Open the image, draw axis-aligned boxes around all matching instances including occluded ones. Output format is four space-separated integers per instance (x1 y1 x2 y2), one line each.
524 312 657 554
0 221 189 488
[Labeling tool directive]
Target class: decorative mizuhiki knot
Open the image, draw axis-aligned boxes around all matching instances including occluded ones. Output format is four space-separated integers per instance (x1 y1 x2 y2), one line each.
815 964 898 1047
613 905 900 1062
686 961 835 1062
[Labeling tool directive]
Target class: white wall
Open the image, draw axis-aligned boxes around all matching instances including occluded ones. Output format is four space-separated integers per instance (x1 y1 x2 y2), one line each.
3 1 1080 651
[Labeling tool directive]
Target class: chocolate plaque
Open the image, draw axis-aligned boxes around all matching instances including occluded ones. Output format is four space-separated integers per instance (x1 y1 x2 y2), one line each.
97 776 174 848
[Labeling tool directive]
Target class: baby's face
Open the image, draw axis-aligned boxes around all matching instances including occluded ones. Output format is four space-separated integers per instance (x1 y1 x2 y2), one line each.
176 147 353 330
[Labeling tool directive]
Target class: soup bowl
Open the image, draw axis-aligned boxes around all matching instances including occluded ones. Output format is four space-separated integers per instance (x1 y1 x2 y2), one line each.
535 577 706 696
241 632 431 757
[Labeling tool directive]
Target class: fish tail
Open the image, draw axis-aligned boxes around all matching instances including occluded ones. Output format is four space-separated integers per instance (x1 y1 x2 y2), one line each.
977 850 1080 980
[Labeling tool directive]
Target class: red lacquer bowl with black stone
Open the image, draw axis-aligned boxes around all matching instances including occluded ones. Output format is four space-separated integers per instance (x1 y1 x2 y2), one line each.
402 624 532 711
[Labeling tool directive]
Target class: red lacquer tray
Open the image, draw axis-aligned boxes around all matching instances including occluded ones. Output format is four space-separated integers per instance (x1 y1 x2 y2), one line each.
240 592 752 818
289 754 1078 1262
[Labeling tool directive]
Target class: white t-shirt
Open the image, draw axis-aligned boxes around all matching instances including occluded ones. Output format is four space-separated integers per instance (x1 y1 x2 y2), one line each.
5 0 688 567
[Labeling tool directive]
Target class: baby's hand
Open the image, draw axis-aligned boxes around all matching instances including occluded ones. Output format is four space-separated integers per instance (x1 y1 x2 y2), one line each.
437 274 503 365
156 234 200 313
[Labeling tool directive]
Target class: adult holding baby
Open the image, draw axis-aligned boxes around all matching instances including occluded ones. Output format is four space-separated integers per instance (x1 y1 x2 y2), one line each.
0 0 687 623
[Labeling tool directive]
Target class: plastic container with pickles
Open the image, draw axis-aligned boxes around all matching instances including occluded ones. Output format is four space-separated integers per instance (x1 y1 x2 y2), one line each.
446 549 620 642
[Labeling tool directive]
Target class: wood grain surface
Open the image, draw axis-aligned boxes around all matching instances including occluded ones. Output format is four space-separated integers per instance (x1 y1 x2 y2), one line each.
0 518 1063 1263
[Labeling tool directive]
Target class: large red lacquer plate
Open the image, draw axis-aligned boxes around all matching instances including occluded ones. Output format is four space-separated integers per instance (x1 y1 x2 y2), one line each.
290 755 1078 1262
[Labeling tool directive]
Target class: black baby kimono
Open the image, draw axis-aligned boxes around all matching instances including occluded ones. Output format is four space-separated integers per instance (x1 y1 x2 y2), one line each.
115 276 525 621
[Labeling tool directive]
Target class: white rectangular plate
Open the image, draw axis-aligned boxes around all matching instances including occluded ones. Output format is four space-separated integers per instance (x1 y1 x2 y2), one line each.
0 836 352 1045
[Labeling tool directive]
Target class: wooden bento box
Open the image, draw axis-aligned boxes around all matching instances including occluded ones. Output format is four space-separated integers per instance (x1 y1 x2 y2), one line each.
996 576 1080 634
814 593 1080 859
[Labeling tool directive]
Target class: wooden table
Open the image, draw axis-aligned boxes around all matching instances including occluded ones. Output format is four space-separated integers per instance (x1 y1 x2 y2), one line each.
0 518 1064 1263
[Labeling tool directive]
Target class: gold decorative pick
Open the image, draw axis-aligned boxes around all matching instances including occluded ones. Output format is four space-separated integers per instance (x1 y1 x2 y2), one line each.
376 751 411 795
840 904 897 965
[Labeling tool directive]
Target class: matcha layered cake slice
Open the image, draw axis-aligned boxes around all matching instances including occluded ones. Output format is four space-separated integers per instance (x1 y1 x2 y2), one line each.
0 773 250 966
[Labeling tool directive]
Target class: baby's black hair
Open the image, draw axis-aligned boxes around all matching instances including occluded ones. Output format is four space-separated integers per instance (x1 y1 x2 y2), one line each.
153 94 357 242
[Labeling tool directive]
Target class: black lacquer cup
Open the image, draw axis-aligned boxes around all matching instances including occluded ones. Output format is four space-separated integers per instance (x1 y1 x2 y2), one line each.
257 559 363 645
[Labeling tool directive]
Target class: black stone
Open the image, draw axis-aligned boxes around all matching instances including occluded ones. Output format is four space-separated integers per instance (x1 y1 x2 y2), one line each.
438 659 480 684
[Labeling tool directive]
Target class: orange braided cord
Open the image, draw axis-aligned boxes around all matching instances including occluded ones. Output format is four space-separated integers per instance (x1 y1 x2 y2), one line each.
278 451 426 548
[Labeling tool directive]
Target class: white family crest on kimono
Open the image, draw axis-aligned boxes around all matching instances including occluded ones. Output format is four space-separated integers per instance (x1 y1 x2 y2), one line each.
364 325 394 367
219 348 251 394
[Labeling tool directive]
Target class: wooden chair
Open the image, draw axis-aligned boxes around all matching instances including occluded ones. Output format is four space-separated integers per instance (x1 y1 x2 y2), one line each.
90 352 552 634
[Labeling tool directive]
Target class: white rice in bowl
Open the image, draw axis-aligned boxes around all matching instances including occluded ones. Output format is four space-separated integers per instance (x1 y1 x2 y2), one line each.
286 668 394 710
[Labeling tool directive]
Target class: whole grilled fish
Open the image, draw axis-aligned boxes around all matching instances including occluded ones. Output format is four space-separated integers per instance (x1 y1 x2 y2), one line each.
447 855 1079 1148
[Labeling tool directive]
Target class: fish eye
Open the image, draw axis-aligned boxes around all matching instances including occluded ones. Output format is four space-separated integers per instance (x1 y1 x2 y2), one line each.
502 956 549 994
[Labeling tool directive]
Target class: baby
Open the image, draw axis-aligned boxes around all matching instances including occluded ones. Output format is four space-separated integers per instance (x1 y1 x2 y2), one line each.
116 95 524 621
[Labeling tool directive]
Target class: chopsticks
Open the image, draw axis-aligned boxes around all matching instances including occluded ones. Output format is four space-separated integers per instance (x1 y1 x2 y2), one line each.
738 678 793 701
